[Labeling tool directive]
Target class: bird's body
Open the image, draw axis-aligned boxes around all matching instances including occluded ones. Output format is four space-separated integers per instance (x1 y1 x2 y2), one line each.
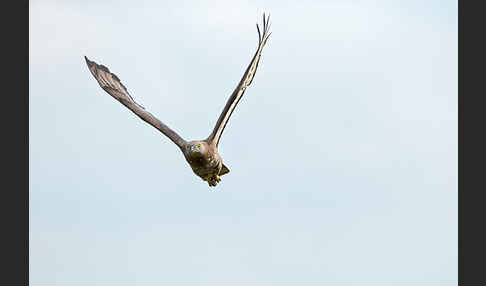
85 14 271 187
183 140 226 186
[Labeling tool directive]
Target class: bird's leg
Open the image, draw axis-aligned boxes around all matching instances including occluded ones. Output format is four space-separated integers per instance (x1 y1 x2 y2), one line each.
207 177 217 187
205 175 220 187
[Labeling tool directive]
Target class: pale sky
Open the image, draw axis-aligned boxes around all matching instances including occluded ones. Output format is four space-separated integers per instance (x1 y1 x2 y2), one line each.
30 0 457 285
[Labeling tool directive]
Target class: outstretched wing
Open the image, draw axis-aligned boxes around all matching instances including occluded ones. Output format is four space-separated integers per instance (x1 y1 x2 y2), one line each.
84 56 186 149
206 13 271 147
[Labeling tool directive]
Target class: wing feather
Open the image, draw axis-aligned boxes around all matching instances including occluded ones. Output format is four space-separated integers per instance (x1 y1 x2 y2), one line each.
84 56 186 149
206 13 271 147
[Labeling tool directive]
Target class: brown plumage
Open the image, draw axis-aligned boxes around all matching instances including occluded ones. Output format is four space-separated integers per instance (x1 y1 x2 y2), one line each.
85 13 271 187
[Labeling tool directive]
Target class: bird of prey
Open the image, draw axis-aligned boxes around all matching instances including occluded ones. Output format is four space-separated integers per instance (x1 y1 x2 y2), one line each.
85 13 271 187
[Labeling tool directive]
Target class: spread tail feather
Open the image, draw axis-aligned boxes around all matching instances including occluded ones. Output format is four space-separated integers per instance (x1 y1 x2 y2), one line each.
220 164 230 176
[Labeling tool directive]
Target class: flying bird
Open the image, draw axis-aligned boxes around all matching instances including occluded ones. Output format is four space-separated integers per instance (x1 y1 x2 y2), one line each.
85 13 271 187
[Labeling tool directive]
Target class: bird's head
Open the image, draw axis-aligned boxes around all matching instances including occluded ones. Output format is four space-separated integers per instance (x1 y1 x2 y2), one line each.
188 142 206 158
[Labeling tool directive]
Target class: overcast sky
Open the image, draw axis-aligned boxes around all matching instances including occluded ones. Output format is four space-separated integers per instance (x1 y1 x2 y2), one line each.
30 0 457 285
